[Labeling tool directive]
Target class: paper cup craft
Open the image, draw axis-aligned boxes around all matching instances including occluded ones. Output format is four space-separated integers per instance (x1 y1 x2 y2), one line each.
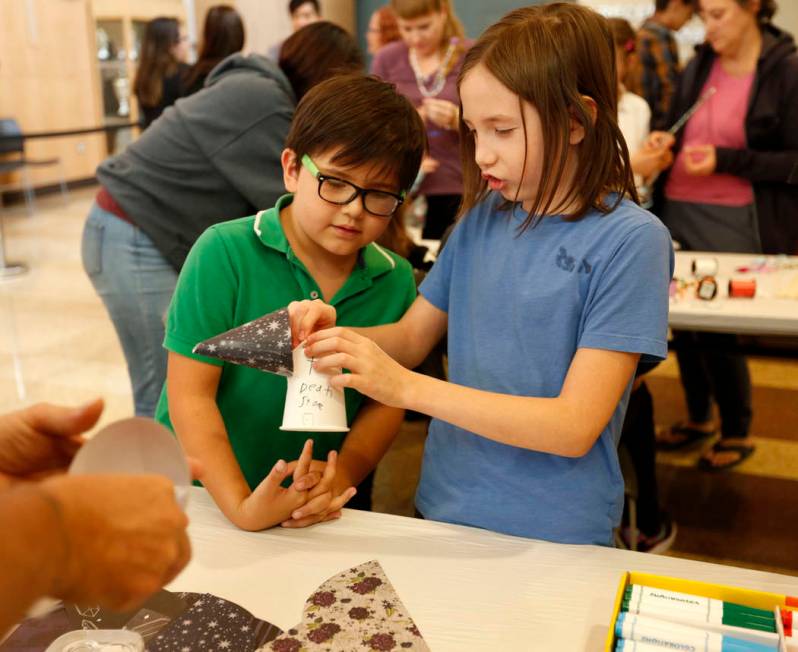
192 307 293 376
281 344 349 432
69 418 191 508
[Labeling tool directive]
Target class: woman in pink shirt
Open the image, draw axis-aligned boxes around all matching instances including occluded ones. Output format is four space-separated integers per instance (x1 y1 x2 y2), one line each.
371 0 470 240
652 0 798 470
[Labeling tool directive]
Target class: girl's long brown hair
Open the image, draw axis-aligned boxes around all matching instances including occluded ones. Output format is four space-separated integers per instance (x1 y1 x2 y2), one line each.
182 5 244 92
134 17 181 107
457 3 637 233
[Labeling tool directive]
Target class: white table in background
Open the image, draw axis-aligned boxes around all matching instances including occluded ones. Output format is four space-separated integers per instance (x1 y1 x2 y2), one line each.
172 488 798 651
670 252 798 336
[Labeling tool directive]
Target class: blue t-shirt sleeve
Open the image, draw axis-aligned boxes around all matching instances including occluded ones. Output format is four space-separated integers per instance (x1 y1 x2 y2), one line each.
418 219 467 313
578 221 674 361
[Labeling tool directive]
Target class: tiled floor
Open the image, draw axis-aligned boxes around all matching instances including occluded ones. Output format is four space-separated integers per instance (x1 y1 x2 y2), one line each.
2 187 797 576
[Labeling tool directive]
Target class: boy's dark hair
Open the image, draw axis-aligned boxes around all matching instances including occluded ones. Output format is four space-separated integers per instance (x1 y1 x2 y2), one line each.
458 3 637 231
289 0 320 15
655 0 695 11
285 73 426 192
279 22 363 100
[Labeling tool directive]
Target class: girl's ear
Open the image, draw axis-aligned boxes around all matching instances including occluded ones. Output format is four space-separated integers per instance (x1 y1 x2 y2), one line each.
569 96 598 145
282 148 300 192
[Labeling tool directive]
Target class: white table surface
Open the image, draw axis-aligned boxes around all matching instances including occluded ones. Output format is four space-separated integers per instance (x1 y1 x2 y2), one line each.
172 488 798 651
670 252 798 336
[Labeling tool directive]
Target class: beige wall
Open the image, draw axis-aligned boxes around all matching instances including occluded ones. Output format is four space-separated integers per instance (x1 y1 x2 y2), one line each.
0 0 105 187
233 0 355 55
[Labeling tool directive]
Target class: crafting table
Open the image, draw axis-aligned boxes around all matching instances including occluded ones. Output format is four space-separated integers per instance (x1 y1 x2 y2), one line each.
171 488 798 651
670 252 798 336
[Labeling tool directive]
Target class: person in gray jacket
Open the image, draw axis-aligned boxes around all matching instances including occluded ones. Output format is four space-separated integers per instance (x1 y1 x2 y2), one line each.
82 22 362 417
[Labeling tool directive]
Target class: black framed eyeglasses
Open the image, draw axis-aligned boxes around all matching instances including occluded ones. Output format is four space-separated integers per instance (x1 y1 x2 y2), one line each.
301 154 405 218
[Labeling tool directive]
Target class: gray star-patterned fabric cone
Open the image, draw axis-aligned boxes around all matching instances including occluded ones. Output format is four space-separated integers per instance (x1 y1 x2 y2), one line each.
192 308 294 376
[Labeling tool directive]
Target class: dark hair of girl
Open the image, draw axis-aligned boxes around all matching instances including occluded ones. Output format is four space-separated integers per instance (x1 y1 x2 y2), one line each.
182 5 245 93
134 17 181 107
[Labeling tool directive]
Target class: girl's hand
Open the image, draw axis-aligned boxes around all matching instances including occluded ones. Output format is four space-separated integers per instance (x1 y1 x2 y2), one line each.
287 300 337 348
683 144 717 176
305 328 415 408
644 131 675 151
281 449 356 528
422 98 459 130
630 146 673 179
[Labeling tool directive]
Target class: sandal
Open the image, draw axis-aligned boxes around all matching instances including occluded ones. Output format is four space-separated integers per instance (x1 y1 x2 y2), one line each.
656 422 716 451
697 440 755 472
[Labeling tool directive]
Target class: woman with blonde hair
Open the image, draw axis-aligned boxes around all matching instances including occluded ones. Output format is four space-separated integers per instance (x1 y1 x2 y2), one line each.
371 0 470 239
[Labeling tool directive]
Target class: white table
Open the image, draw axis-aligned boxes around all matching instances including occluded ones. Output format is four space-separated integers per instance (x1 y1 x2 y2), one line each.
670 252 798 336
172 489 798 651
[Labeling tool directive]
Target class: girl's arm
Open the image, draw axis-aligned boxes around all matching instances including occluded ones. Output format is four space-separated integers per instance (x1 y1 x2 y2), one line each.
309 331 639 457
166 353 318 531
297 294 448 370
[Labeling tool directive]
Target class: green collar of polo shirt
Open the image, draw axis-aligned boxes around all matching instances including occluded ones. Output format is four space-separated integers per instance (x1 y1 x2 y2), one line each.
252 194 399 301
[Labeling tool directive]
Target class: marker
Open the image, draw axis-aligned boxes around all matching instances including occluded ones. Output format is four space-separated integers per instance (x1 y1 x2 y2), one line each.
615 640 683 651
621 596 776 631
615 613 779 652
621 601 780 647
625 586 777 626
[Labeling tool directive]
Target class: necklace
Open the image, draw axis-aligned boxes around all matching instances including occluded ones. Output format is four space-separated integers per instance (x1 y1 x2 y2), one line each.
409 39 457 98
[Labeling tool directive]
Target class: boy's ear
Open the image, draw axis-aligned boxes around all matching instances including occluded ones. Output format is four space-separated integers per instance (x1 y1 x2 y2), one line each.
569 96 598 145
282 148 300 192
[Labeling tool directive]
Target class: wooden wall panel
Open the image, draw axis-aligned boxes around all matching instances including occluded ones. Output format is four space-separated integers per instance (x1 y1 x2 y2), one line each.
0 0 105 188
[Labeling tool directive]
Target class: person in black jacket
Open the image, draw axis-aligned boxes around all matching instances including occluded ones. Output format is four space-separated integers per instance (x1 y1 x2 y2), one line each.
651 0 798 470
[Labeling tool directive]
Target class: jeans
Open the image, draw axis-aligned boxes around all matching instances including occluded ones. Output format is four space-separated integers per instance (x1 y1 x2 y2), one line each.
81 202 178 417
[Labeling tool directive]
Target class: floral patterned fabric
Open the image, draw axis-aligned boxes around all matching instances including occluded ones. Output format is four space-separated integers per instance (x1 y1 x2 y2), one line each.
262 560 430 651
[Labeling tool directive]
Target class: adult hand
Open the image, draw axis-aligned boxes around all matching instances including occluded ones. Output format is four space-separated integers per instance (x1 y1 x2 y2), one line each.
683 144 717 176
305 328 414 408
40 472 190 611
422 98 459 130
420 156 440 175
281 449 356 528
0 399 104 487
287 299 337 348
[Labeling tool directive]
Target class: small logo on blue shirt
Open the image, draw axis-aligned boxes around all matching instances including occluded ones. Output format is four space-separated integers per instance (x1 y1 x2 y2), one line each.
556 247 591 274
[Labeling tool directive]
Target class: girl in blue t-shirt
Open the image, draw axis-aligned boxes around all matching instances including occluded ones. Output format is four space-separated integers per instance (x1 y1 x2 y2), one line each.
292 3 673 545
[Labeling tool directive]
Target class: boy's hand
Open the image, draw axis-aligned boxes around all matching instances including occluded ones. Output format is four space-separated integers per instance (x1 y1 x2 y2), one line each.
235 439 317 530
287 300 337 348
281 449 356 528
306 328 414 409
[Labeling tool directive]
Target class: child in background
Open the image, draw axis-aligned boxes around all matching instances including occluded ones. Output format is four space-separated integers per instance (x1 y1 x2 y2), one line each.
155 74 426 531
609 16 677 553
609 17 675 198
295 3 674 546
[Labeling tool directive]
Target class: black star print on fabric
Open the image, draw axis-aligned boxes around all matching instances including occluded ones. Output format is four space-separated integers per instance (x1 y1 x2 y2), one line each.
193 308 294 376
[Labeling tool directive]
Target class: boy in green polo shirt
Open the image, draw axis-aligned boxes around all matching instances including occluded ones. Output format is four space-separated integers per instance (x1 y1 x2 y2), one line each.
154 74 425 531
